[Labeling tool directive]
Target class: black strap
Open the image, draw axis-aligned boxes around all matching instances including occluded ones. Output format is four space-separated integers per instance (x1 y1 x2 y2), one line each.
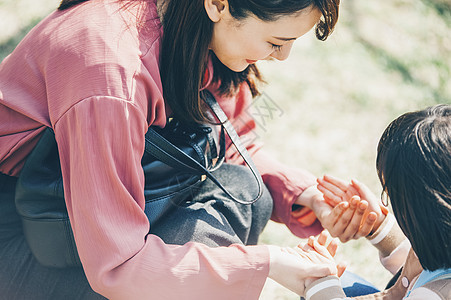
202 90 263 204
146 90 263 205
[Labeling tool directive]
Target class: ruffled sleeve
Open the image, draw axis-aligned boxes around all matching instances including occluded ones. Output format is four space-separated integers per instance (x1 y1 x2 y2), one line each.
54 96 269 299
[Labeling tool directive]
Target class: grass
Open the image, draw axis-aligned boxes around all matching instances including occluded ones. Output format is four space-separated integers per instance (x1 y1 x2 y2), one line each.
257 1 449 298
1 0 449 299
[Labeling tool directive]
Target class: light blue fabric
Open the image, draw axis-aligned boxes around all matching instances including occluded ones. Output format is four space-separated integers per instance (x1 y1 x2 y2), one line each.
404 268 451 298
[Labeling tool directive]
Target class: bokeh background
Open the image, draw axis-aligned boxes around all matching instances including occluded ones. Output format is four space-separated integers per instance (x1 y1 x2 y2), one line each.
1 0 450 299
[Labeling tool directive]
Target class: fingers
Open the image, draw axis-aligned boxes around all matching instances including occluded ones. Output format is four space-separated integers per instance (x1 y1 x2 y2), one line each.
328 198 358 241
337 262 347 277
300 231 338 260
311 239 334 259
325 196 380 242
351 179 380 210
356 211 377 238
268 244 338 296
317 178 344 197
305 263 338 278
323 175 349 191
321 201 349 232
317 230 329 246
345 184 359 200
316 230 338 257
317 181 343 206
341 197 369 241
326 238 338 257
318 175 362 206
380 205 389 215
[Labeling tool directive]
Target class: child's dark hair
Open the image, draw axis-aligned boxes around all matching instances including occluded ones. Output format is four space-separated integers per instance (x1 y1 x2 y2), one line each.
376 104 451 271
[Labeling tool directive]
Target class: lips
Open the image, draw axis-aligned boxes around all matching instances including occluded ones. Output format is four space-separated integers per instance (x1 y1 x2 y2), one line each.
246 59 258 64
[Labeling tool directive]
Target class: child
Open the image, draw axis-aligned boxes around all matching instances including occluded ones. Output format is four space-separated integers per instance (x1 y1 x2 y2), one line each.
304 104 451 299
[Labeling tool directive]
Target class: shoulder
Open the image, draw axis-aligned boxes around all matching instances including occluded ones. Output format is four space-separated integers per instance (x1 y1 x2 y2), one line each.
49 0 161 49
407 272 451 300
408 281 450 300
420 278 451 300
34 0 163 121
42 0 161 73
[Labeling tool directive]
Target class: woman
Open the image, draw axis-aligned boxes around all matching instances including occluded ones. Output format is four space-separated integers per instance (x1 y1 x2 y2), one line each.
0 0 361 298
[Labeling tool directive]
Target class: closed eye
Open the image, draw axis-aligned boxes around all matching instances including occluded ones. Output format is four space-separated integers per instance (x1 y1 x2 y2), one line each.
270 43 283 51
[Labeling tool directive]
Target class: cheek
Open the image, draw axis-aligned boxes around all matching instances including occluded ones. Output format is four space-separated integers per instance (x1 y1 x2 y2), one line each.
211 27 240 58
210 30 273 72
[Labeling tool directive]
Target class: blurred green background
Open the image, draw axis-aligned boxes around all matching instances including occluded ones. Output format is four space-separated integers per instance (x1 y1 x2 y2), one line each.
1 0 449 299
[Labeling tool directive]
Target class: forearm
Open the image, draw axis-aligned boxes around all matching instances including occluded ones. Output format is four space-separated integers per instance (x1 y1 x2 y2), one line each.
366 213 410 274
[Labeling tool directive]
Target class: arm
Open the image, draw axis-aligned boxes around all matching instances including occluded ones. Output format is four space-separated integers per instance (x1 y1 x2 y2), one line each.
55 98 271 299
56 97 341 299
42 6 329 297
366 213 410 274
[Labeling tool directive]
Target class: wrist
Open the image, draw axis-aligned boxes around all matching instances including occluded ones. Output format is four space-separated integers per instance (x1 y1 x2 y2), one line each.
297 185 322 211
304 275 344 300
267 245 281 280
369 212 387 236
367 214 406 256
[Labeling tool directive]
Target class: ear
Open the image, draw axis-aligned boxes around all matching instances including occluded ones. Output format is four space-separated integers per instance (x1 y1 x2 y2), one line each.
204 0 228 23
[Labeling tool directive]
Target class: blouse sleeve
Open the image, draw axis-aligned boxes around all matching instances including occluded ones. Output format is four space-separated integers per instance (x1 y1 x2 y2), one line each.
53 96 269 299
210 83 323 238
366 214 410 275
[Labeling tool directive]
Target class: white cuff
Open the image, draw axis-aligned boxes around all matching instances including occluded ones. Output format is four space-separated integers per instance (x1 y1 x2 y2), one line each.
368 213 395 245
306 277 341 300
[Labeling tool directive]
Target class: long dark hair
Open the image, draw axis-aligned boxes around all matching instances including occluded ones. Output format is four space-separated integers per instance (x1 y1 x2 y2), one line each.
161 0 339 123
58 0 340 123
376 104 451 270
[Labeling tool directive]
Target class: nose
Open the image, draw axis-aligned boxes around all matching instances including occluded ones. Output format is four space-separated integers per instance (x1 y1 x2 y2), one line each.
270 43 293 61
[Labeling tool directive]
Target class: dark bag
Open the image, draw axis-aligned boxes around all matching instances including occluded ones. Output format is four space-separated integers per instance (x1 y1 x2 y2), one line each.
14 91 264 268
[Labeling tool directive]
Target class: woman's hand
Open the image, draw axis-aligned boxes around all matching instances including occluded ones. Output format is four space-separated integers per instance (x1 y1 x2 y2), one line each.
267 244 337 296
295 185 334 224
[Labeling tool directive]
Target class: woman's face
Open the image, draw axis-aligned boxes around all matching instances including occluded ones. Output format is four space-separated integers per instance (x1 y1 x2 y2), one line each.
209 6 322 72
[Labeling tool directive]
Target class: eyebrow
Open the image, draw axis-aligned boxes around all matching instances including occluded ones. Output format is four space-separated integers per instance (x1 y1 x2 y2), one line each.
272 36 297 41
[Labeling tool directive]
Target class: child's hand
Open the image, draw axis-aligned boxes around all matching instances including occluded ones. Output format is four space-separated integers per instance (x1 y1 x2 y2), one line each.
268 243 337 296
321 196 378 242
350 179 389 233
297 230 347 287
317 175 388 239
305 230 346 276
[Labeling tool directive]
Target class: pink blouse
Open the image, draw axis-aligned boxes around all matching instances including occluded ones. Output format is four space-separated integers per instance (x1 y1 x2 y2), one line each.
0 0 322 298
